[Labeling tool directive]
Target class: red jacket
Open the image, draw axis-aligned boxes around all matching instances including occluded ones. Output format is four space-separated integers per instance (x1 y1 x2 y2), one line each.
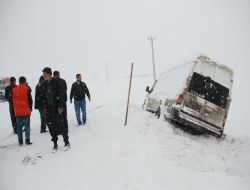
13 84 33 116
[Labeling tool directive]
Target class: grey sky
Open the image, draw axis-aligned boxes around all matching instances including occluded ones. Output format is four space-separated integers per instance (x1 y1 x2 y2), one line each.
1 0 249 80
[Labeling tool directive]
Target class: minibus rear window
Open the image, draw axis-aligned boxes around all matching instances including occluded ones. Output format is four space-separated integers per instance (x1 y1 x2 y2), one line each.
188 72 229 108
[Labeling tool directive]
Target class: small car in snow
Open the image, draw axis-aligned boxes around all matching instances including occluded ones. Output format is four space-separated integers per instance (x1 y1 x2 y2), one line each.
0 77 10 101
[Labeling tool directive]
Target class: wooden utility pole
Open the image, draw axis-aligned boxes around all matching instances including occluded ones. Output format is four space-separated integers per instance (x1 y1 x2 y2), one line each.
148 37 157 83
124 63 134 126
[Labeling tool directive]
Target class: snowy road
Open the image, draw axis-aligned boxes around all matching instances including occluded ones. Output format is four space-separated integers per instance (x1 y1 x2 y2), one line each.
0 88 250 190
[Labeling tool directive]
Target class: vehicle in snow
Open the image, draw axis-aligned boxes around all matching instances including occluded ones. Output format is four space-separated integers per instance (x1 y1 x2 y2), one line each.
143 55 233 137
0 77 10 101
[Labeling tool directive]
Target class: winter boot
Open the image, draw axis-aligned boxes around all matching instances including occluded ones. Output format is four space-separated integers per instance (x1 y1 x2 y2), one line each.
40 129 48 133
53 141 58 150
63 141 70 151
25 139 33 145
64 141 70 147
19 140 23 145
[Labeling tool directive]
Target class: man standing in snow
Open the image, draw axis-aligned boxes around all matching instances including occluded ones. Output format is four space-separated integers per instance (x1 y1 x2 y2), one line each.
41 67 70 150
5 77 17 134
53 71 67 105
12 76 33 145
34 76 48 133
70 73 91 125
53 70 68 136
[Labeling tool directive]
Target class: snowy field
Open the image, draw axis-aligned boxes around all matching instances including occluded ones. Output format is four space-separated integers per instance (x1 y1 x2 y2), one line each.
1 0 250 189
0 79 250 190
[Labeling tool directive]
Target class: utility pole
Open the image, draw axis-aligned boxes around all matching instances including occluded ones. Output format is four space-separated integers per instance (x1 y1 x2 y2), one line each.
148 37 157 83
104 62 109 84
124 63 134 126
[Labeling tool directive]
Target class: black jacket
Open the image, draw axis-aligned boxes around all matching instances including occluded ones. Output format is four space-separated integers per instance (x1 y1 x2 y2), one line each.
5 83 17 104
70 81 90 101
54 77 67 102
34 82 45 109
41 78 66 109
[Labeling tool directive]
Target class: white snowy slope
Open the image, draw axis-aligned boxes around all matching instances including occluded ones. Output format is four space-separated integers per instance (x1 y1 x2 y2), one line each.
0 80 250 190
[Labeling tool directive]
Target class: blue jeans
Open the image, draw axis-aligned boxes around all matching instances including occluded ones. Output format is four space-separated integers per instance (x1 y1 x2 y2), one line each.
16 116 30 143
74 100 86 124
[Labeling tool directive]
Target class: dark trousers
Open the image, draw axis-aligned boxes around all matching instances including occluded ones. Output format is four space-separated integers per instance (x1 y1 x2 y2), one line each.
45 106 69 144
38 109 47 132
9 103 17 133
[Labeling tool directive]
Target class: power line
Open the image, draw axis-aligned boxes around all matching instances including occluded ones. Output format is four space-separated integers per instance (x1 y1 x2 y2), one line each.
159 61 194 76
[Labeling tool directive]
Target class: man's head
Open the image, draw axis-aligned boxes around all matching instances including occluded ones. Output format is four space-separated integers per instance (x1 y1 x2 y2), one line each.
42 67 52 81
19 76 26 84
10 77 16 85
76 74 81 81
53 71 60 78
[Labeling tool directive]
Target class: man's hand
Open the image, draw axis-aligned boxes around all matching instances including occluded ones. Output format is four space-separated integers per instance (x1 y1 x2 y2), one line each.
58 108 64 115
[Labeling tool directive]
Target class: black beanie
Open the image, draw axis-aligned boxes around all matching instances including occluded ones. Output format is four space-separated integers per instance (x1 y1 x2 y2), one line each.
53 70 60 77
19 76 26 84
10 77 16 84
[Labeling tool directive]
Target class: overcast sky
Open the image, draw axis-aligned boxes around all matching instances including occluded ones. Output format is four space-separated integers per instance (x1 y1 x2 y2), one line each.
1 0 250 80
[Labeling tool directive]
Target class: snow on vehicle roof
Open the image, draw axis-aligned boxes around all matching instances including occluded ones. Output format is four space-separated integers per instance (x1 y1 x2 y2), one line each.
150 61 193 100
196 55 233 75
149 54 233 100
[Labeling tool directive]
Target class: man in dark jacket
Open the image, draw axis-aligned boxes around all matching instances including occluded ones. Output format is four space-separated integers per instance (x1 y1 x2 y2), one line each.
53 70 68 135
5 77 17 134
70 73 91 125
53 71 67 103
41 67 70 150
35 76 48 133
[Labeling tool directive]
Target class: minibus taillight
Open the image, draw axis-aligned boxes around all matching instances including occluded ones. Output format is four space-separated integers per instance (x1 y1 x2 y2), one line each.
177 94 184 105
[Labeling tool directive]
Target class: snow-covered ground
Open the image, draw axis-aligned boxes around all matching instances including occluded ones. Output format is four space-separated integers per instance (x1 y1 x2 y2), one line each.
0 80 250 190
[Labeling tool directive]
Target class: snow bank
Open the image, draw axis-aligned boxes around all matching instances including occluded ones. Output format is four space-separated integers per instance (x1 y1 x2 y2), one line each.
0 81 249 190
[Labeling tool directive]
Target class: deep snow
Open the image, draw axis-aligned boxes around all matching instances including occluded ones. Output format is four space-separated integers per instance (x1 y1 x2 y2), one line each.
0 80 249 190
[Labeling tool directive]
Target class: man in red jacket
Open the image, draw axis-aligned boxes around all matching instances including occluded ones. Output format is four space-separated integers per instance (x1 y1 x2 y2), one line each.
13 76 33 145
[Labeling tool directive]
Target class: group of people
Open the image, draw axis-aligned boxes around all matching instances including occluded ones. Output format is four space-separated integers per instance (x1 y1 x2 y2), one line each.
5 67 91 150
